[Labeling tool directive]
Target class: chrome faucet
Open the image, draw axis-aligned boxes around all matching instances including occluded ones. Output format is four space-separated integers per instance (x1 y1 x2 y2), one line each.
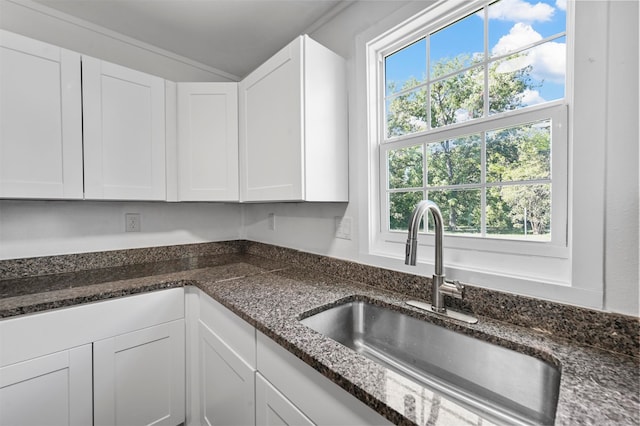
404 200 477 323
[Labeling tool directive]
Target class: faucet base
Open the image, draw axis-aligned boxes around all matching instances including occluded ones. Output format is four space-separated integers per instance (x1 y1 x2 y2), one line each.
406 300 478 324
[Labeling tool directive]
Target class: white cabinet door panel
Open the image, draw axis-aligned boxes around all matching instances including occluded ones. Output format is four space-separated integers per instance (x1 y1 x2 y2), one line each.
177 82 238 201
0 345 92 426
256 373 314 426
238 35 347 202
0 30 83 199
83 56 166 200
239 38 303 202
199 321 255 426
94 319 185 426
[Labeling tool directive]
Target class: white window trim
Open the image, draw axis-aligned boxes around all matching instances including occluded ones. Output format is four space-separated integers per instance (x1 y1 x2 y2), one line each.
356 0 607 310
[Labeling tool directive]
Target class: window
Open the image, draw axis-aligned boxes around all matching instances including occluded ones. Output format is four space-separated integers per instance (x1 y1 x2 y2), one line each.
376 0 567 253
361 0 611 309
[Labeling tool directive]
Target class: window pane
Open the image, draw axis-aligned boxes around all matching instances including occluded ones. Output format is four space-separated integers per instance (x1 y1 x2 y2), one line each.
430 12 484 78
426 190 481 235
386 88 427 138
390 191 424 231
385 38 426 96
427 135 481 186
489 39 565 113
486 184 551 240
489 0 566 58
388 145 423 189
486 120 551 183
430 66 484 129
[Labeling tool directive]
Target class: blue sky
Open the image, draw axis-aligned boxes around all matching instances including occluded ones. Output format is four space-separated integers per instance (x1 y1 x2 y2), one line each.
386 0 566 105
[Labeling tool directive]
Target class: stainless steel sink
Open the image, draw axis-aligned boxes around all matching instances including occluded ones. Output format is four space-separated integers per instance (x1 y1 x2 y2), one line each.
300 300 560 425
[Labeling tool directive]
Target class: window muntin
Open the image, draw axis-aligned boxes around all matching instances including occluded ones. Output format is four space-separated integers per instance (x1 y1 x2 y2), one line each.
383 113 558 241
383 0 567 138
380 0 566 244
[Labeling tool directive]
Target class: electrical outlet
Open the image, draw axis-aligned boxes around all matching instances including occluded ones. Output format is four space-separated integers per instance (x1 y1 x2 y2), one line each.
268 213 275 231
335 216 352 240
125 213 141 232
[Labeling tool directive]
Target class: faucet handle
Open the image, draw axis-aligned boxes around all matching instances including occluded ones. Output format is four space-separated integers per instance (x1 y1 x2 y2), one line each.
441 279 464 299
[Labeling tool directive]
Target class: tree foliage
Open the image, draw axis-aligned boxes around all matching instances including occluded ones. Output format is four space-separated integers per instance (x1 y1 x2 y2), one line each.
387 54 551 237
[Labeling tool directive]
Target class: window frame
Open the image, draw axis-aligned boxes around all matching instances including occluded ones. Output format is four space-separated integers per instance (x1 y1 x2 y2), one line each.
358 0 610 309
374 0 568 258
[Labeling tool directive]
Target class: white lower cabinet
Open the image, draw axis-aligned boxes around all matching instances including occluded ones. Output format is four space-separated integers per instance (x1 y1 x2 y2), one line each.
1 287 390 426
188 287 256 426
189 287 391 426
256 373 314 426
94 320 185 426
0 289 185 426
0 345 92 426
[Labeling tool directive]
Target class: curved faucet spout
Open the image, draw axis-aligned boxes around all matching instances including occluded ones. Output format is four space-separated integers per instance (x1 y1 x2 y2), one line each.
404 200 459 313
405 200 443 276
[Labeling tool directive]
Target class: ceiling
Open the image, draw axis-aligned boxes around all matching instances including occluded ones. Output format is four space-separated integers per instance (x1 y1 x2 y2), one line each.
31 0 351 79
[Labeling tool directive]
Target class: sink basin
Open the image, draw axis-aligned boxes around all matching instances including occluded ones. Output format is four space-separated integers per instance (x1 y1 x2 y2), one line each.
300 300 560 425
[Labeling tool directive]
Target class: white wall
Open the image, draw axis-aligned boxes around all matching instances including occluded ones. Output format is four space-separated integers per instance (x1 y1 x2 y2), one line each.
244 0 639 316
0 201 242 259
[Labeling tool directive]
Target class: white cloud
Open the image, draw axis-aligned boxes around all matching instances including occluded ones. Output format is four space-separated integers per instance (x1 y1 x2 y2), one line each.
488 0 555 23
521 89 546 105
528 41 566 84
492 23 542 56
555 0 567 12
491 23 566 85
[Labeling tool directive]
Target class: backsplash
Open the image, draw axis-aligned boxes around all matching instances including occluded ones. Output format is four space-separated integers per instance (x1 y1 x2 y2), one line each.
0 241 245 280
1 240 637 358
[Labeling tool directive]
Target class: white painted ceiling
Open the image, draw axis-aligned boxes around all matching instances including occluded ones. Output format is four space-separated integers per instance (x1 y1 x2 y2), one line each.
32 0 349 79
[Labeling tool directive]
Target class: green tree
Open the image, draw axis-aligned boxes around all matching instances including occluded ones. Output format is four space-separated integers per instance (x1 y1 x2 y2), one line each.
500 128 551 235
386 53 549 235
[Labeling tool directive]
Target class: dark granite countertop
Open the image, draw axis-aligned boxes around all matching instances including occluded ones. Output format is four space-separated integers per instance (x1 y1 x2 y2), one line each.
1 253 638 425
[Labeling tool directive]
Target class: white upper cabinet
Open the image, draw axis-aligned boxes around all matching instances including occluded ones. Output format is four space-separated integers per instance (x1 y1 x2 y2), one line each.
83 56 166 200
175 82 238 201
0 30 83 199
239 35 348 202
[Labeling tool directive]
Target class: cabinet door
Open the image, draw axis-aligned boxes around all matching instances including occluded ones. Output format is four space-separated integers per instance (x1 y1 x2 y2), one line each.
93 319 185 426
239 36 303 202
199 321 255 426
256 373 314 426
83 56 166 200
177 82 238 201
0 345 92 426
0 30 83 199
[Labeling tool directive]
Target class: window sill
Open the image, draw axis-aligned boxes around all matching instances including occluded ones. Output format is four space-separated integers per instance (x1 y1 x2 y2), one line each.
366 237 602 310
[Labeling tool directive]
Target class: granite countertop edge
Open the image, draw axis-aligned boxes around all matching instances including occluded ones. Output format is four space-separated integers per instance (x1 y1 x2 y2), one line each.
0 257 638 426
